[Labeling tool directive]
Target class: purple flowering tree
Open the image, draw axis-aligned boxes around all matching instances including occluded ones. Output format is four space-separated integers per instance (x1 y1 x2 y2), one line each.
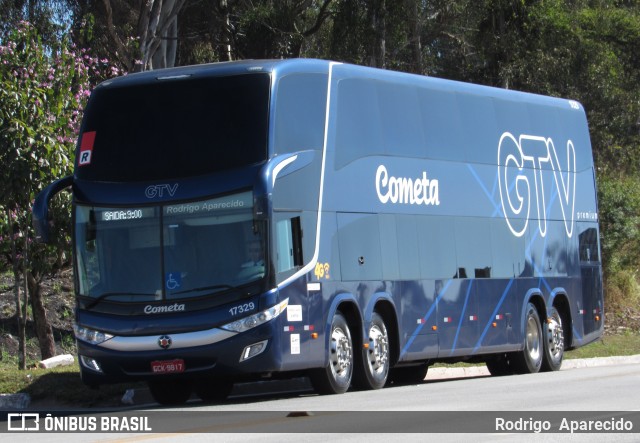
0 22 120 368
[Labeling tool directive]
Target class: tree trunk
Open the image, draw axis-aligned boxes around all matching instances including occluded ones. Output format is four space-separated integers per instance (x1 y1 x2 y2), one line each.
8 209 26 369
27 269 56 360
406 0 422 74
140 0 186 70
369 0 386 68
220 0 233 61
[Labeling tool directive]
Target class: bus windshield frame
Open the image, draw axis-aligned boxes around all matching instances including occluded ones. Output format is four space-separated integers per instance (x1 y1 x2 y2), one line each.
75 191 267 305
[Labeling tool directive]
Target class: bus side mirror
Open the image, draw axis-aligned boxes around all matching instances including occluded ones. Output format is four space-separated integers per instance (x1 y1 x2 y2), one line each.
32 175 73 243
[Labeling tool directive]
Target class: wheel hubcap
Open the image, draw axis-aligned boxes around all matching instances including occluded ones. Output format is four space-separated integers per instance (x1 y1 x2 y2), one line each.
330 327 352 380
546 315 564 359
526 315 541 362
368 324 389 374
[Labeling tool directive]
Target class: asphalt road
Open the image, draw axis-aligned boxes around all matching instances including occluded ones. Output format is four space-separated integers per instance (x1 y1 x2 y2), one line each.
4 355 640 442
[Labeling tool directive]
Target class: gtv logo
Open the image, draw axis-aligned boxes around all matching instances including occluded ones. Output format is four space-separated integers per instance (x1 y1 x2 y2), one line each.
498 132 576 238
145 183 178 199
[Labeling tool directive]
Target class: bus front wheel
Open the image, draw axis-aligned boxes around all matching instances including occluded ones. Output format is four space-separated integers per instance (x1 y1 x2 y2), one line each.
148 379 192 405
194 379 234 403
309 312 353 394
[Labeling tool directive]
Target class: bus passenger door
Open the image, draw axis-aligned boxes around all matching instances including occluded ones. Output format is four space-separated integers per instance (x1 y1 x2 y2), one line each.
274 213 311 368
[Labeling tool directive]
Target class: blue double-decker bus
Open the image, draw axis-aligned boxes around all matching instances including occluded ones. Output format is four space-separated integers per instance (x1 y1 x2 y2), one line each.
33 59 603 405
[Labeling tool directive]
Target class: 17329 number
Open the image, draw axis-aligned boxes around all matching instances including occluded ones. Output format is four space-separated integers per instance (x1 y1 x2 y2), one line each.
229 302 255 316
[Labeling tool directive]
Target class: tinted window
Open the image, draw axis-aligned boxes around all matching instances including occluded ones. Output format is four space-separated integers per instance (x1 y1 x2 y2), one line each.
579 227 599 263
335 79 427 169
378 82 425 159
335 79 384 168
420 88 465 162
76 74 270 181
417 216 457 279
454 217 493 278
274 74 327 153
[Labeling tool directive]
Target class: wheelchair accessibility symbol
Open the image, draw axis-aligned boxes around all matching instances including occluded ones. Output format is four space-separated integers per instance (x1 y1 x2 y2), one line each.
165 272 182 290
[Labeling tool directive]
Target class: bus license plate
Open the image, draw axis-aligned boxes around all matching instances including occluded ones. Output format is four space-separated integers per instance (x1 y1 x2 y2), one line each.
151 359 185 374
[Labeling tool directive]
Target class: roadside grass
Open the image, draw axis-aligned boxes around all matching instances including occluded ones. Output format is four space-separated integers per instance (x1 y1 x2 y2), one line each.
0 351 141 408
564 332 640 359
0 333 638 407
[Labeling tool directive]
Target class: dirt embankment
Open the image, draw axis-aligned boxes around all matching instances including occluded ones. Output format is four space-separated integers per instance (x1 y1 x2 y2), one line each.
0 268 76 361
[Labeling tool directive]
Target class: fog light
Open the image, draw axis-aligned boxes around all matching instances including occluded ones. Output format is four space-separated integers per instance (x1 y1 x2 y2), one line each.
240 340 268 362
80 355 103 373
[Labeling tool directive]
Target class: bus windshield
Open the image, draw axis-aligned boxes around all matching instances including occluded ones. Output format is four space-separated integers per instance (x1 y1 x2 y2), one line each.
75 73 270 182
75 191 266 303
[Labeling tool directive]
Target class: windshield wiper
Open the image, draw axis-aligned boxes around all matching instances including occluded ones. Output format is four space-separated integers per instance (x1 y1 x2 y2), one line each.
83 292 158 310
171 284 249 296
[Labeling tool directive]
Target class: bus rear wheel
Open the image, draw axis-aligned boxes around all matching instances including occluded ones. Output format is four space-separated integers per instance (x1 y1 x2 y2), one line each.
541 306 564 371
148 379 192 405
353 312 390 390
513 303 543 374
387 363 429 386
309 312 353 394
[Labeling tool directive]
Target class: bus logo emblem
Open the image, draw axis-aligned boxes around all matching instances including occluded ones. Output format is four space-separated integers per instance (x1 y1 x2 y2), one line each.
145 183 179 199
158 335 172 349
498 132 576 238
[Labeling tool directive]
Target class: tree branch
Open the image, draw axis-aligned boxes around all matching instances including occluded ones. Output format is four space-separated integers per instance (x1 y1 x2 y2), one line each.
102 0 134 72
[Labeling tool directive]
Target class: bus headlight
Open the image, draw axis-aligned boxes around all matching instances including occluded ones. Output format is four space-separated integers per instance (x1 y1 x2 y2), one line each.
74 324 114 345
221 299 288 333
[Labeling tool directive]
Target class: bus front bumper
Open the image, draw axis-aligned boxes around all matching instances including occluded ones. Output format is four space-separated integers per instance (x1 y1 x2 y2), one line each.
76 322 283 386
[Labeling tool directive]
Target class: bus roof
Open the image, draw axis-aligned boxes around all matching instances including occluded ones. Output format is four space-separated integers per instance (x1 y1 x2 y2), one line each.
96 58 584 115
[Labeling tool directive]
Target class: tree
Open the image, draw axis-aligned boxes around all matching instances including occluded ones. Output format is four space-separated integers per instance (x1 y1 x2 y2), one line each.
71 0 186 71
0 0 69 43
103 0 186 70
0 22 118 367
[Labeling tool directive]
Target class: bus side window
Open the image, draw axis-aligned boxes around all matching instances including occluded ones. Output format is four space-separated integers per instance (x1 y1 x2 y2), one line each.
579 227 599 263
276 216 303 274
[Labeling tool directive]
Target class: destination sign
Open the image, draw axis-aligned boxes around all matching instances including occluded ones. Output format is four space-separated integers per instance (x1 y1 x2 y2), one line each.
99 208 155 222
164 191 252 216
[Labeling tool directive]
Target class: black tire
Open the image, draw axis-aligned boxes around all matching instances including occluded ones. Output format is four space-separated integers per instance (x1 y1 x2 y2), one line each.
387 363 429 386
513 302 543 374
194 379 234 403
148 379 192 406
353 312 390 390
541 306 564 371
485 353 517 376
309 312 353 395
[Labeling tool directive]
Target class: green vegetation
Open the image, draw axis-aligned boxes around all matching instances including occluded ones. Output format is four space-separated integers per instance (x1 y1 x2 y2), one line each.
0 348 141 407
0 364 141 408
565 333 640 360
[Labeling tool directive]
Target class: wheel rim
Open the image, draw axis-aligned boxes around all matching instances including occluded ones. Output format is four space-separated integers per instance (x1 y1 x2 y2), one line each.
546 311 564 361
330 326 352 382
367 324 389 375
525 313 541 363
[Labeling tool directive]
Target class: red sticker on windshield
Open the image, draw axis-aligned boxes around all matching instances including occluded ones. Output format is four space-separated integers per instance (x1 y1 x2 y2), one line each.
78 131 96 166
